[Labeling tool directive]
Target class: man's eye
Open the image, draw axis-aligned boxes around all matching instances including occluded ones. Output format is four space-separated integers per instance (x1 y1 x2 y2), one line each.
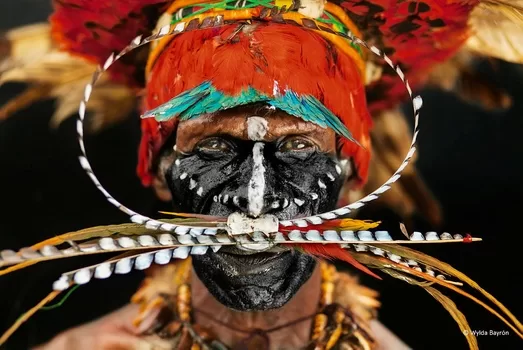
279 137 316 152
195 137 233 157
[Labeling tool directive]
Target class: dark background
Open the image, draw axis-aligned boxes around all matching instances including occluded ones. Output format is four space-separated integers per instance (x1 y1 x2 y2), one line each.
1 1 522 349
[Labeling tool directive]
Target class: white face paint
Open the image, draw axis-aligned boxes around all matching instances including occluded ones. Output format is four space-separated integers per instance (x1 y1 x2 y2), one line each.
248 142 266 217
247 116 269 141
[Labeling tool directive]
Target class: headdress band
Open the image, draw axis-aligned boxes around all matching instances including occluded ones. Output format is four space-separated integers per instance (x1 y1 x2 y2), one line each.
145 0 367 81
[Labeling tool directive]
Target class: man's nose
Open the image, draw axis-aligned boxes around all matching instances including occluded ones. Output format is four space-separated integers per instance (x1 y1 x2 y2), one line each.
221 191 292 218
221 142 291 217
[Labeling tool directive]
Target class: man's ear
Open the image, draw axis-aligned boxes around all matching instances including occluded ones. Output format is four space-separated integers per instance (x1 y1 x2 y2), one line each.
151 153 174 202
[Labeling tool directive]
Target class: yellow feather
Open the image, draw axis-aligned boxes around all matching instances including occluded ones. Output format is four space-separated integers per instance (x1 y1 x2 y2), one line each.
467 1 523 63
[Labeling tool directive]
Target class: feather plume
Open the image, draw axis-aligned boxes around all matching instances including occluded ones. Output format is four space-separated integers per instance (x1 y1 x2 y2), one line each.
0 23 135 131
426 49 513 110
467 1 523 63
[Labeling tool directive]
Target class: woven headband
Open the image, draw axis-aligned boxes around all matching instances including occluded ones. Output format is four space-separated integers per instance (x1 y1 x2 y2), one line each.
146 0 367 81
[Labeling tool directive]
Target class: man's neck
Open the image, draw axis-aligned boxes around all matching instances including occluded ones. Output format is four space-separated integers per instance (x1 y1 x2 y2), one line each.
190 263 322 349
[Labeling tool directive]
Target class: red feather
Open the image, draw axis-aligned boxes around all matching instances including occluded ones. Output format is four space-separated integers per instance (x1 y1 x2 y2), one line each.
140 23 372 187
296 243 382 280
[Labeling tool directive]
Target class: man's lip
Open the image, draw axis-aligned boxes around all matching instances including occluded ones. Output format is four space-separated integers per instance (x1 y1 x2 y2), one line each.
219 245 289 255
213 250 293 274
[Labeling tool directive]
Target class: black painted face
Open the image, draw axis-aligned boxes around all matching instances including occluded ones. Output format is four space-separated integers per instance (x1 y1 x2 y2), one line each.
157 106 351 311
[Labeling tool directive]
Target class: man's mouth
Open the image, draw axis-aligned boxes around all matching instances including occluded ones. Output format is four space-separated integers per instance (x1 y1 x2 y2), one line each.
212 246 294 275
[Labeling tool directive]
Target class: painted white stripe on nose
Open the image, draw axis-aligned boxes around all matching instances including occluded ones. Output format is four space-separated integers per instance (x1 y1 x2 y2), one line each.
248 142 266 217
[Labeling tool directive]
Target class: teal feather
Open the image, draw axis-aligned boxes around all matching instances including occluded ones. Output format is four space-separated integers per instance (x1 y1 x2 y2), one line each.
141 81 357 145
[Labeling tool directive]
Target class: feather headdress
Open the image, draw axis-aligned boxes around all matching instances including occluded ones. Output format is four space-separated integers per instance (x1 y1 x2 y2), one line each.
1 0 523 348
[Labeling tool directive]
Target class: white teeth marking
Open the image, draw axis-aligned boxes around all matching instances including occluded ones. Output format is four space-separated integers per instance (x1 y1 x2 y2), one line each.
441 232 452 240
341 231 357 241
288 230 305 241
74 269 92 285
180 172 188 180
213 196 218 202
173 246 190 259
319 212 336 220
135 254 154 270
197 187 204 196
246 116 269 141
94 263 113 279
99 237 117 250
318 179 326 189
370 247 385 257
191 228 205 235
425 231 440 241
308 216 322 224
175 226 190 235
327 173 335 181
158 233 176 245
223 194 229 203
233 196 240 206
323 231 341 241
410 232 425 241
204 228 217 235
115 258 133 274
248 142 266 217
294 198 305 206
305 230 322 241
354 244 368 252
335 165 342 175
311 193 318 200
138 235 156 247
118 237 136 248
271 201 280 209
191 246 209 255
387 253 402 263
53 276 70 291
175 159 180 166
282 198 289 208
41 245 60 257
177 235 194 244
154 249 172 265
375 231 392 241
196 236 213 244
189 179 197 189
294 219 308 227
218 194 222 202
357 231 375 241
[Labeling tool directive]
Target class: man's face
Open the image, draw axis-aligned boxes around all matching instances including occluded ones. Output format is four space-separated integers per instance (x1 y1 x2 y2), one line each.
156 105 350 310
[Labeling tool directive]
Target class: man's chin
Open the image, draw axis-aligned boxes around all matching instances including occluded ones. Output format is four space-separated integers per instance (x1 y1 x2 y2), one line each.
192 249 317 311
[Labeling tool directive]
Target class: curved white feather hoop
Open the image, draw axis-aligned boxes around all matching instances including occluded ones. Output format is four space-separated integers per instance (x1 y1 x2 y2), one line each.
76 16 422 232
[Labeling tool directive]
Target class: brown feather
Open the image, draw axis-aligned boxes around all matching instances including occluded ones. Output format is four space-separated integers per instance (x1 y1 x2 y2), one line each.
0 23 135 132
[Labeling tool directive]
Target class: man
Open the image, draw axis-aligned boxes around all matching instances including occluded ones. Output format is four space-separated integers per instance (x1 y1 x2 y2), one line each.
1 0 522 349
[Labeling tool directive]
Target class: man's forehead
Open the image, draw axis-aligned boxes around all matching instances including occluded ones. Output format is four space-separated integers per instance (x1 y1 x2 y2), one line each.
176 107 336 152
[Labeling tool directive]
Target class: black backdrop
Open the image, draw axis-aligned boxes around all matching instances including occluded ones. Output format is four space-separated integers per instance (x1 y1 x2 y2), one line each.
1 1 522 349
